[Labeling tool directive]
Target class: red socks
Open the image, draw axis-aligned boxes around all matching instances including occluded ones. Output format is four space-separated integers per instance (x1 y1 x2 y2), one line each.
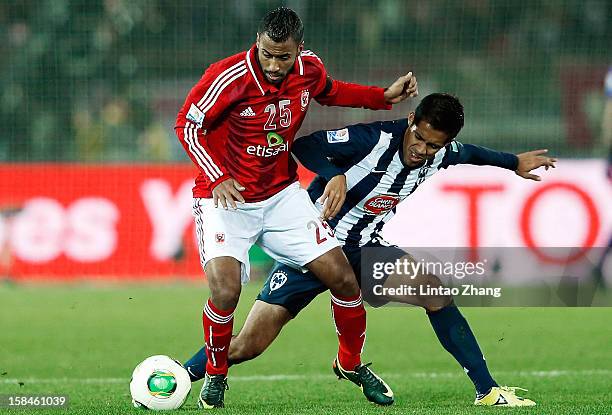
331 293 366 370
202 294 366 374
202 299 234 375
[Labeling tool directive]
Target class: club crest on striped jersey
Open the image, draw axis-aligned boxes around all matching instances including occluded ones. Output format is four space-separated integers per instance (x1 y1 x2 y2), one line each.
363 194 400 215
326 128 349 143
215 232 225 244
186 103 205 127
300 89 310 111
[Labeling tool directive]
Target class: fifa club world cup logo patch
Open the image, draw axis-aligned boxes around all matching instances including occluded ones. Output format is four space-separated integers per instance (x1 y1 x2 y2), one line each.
300 89 310 111
363 194 400 215
186 103 205 127
326 128 350 143
215 232 225 244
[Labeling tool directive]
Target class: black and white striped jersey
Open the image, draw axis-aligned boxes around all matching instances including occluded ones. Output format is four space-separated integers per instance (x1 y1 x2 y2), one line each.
292 119 518 247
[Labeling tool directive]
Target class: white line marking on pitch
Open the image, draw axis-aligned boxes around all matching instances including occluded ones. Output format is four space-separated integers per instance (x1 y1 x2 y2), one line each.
1 370 610 384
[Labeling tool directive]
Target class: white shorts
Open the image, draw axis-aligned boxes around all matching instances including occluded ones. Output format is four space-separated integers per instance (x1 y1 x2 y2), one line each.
193 182 340 284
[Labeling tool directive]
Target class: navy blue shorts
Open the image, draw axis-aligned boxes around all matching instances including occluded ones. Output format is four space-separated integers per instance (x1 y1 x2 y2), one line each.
256 239 407 317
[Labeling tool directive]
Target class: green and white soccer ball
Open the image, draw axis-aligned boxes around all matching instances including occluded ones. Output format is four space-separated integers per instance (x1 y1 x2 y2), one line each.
130 355 191 410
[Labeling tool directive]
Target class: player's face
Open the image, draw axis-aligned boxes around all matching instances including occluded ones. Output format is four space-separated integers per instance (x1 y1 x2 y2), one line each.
256 33 303 84
402 114 449 168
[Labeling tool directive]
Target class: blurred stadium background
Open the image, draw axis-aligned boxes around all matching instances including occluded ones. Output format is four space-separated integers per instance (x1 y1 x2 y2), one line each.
0 0 610 280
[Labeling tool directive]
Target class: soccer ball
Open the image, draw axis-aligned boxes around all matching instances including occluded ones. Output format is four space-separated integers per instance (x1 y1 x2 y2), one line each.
130 355 191 410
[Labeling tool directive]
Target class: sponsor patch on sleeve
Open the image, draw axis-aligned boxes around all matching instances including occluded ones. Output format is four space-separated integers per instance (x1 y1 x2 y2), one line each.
326 128 350 143
186 103 205 127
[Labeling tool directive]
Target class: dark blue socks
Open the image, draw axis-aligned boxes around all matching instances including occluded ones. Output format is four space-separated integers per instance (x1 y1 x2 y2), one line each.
184 346 207 381
427 303 497 395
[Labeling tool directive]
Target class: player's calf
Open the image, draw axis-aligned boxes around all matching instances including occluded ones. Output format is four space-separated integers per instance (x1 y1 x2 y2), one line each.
308 248 367 369
197 257 242 410
227 335 265 364
229 301 292 364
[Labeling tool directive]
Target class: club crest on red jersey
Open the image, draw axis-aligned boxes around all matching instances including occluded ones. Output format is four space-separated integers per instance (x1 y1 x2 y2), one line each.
300 89 310 111
363 194 400 215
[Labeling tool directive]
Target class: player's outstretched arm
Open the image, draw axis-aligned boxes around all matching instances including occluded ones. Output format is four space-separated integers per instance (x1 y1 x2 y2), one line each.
515 149 557 181
314 73 416 110
383 72 418 104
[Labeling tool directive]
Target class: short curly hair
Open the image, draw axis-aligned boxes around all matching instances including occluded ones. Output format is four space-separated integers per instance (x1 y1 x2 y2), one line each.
414 93 465 140
258 7 304 44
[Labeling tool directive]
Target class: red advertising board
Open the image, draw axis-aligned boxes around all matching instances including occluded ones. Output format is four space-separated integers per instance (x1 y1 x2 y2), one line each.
0 161 609 280
0 164 314 280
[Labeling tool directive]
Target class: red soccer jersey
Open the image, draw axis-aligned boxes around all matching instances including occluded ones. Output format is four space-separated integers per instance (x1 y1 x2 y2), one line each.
175 44 391 202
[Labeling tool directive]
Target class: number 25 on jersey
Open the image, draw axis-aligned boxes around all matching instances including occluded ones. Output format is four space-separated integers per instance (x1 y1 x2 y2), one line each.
264 100 292 130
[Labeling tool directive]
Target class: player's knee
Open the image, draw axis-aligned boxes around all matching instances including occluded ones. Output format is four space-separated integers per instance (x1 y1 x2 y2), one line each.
206 269 241 309
205 258 242 306
328 262 360 297
423 296 452 312
421 274 453 312
209 285 241 310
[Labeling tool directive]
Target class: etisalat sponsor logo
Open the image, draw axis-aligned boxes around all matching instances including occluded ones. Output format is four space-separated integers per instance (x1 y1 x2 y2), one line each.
369 258 502 298
246 133 289 157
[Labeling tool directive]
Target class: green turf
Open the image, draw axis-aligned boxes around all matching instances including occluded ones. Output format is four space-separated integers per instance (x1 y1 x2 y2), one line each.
1 282 611 414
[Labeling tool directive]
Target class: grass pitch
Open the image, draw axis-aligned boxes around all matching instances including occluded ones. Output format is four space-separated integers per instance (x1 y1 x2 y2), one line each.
1 282 611 414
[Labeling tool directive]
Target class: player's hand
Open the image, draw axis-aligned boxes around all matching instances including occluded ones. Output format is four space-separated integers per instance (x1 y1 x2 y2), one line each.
384 72 418 104
515 149 557 181
318 174 347 220
212 177 246 209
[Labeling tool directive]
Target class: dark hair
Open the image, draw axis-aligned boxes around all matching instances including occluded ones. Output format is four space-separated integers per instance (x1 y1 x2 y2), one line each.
414 93 464 140
258 7 304 44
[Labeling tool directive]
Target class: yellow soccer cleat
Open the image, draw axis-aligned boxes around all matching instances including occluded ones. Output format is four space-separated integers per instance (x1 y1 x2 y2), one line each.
474 386 536 407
